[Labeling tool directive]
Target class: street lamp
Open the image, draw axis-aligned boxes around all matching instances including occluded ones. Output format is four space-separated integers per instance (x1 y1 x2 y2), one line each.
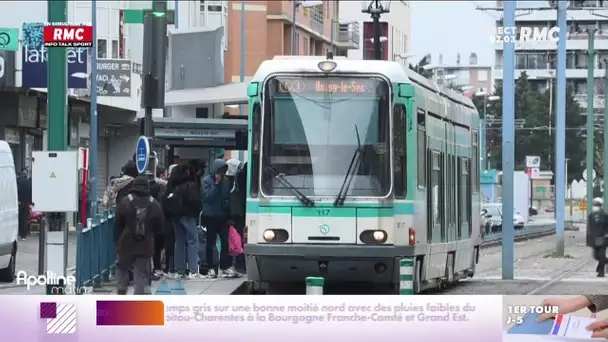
393 52 416 61
361 0 391 60
475 90 500 171
291 0 323 55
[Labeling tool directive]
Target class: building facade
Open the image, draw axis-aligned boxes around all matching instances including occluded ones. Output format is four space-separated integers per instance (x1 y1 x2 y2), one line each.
493 0 608 113
337 0 411 64
432 53 494 95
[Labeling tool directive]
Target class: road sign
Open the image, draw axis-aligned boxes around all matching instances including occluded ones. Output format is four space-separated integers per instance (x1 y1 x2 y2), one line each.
525 155 541 168
0 28 19 51
121 9 175 24
136 136 150 174
579 199 587 211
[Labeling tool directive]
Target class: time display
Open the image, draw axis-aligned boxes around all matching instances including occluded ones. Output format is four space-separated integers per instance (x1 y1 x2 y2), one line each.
274 77 382 95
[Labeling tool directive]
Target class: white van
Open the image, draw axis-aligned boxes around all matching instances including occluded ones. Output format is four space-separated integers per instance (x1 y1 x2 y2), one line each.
0 141 18 282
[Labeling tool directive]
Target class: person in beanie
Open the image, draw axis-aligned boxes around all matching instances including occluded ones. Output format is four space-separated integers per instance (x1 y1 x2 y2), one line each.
114 175 164 294
587 197 608 277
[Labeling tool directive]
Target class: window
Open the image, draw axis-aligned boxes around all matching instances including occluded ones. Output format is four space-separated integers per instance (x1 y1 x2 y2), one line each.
261 76 391 197
363 21 389 60
417 108 426 187
251 103 261 197
472 130 479 193
97 39 107 58
393 104 406 199
111 40 118 58
296 33 300 54
458 158 470 239
195 107 209 118
428 150 443 243
303 37 309 55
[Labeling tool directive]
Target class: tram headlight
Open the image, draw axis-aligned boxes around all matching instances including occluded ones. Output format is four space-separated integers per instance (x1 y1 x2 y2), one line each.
373 230 386 242
263 229 275 242
318 60 337 73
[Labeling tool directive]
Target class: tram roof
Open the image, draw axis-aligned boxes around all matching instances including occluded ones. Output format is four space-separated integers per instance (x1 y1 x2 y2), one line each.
251 57 410 84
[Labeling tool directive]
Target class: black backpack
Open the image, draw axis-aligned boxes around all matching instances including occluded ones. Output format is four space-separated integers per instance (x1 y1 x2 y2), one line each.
162 185 182 218
127 194 153 241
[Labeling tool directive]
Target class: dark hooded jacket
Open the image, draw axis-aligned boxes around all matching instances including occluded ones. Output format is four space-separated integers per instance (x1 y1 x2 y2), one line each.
114 176 164 260
164 164 201 218
201 159 230 218
230 162 247 217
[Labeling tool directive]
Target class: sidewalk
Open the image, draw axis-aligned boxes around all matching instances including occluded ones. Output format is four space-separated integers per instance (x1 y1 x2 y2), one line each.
0 232 77 289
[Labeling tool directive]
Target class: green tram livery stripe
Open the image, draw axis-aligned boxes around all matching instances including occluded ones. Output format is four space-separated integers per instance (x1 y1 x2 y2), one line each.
246 201 414 216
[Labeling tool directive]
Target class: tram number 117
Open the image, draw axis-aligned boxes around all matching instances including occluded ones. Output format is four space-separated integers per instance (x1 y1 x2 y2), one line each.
317 209 330 216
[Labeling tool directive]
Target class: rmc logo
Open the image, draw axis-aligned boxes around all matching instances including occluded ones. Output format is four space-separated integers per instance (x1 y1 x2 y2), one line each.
490 26 560 43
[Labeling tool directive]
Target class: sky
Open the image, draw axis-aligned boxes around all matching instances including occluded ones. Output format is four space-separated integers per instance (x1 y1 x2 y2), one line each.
410 1 500 67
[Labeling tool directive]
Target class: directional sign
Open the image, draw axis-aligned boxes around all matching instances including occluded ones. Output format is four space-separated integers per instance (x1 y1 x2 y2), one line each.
525 156 541 168
136 136 150 174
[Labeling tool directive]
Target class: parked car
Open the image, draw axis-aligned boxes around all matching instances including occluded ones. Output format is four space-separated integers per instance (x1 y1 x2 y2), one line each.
481 203 525 234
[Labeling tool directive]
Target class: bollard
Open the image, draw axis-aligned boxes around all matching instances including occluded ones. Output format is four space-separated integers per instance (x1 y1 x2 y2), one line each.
399 258 414 295
305 277 324 295
38 216 47 275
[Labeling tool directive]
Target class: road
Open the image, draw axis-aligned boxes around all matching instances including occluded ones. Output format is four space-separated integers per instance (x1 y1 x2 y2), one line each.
441 226 607 295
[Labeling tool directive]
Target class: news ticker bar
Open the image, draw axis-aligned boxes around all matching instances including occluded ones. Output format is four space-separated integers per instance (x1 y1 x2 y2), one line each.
0 295 601 341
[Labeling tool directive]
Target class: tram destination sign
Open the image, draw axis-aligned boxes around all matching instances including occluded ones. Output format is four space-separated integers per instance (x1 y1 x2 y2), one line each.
274 77 382 95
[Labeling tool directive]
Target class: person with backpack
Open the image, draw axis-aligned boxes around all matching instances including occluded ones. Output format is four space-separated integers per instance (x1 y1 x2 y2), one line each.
163 164 203 279
587 197 608 277
114 175 165 295
201 158 239 278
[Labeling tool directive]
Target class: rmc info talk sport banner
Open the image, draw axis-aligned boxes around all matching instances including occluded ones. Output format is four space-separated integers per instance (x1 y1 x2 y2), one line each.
1 295 603 342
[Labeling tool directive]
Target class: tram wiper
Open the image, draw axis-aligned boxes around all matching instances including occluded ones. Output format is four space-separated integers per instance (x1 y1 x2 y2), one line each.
264 167 315 207
334 125 363 207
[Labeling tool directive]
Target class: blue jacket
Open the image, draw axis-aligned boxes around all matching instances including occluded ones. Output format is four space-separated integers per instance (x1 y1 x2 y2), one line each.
201 159 230 218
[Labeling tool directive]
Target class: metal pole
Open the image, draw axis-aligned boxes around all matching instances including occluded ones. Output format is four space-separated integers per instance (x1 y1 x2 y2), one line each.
603 60 608 207
372 12 381 60
174 0 179 28
238 0 246 162
501 0 516 280
291 1 297 55
89 0 98 217
330 19 334 54
586 29 596 216
481 96 487 171
555 0 568 256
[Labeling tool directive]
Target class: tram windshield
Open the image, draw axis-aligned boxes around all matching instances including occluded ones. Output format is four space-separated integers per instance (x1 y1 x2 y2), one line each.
260 75 391 197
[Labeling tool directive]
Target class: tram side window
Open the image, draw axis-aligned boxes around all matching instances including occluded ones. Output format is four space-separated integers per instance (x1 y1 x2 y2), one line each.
250 103 261 197
393 104 406 199
467 157 473 236
439 151 446 242
428 150 442 243
472 131 479 193
418 128 426 187
459 158 469 238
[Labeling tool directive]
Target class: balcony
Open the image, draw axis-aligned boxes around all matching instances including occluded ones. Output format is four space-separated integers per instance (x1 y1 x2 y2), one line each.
310 7 324 35
495 33 608 51
493 68 607 80
574 94 606 109
336 21 360 49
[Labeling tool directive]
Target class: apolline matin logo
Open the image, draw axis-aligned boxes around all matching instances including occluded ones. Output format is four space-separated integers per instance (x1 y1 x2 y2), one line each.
17 271 90 294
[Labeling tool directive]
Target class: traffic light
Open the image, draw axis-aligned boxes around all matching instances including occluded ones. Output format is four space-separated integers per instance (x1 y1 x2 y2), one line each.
141 13 167 109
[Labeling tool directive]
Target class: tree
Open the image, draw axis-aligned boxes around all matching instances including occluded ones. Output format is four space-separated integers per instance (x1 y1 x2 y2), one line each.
475 72 585 183
408 54 433 79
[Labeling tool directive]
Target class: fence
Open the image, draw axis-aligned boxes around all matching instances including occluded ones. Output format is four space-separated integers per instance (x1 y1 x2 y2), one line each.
75 211 116 289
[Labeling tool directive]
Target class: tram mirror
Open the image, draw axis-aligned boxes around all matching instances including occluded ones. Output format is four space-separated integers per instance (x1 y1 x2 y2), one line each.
247 83 259 97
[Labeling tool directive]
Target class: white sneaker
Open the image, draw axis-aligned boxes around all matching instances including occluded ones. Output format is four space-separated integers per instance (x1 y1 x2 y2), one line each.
164 272 178 279
220 268 241 278
187 273 205 280
205 269 218 279
154 270 164 277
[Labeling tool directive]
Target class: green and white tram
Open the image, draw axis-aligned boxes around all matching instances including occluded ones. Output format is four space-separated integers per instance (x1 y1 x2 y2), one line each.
243 54 481 293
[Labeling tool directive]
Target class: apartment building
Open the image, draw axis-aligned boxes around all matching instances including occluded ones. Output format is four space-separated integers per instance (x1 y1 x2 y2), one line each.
494 0 608 114
336 0 411 63
224 0 360 85
433 53 494 95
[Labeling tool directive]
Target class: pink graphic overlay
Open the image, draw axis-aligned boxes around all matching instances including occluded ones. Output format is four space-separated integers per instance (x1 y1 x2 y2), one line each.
40 302 57 319
0 295 503 342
